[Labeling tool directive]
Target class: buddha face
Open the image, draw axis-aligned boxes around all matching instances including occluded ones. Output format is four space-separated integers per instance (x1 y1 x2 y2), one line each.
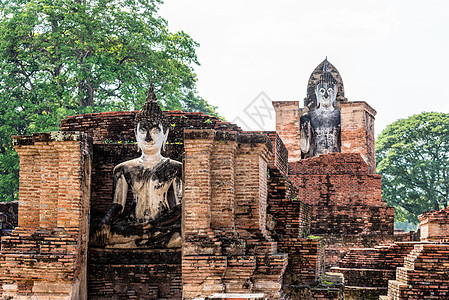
316 82 337 109
136 123 168 155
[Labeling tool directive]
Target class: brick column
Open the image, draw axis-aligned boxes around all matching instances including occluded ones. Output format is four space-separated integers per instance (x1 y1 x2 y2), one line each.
210 131 237 231
234 135 271 236
35 143 59 229
54 142 83 228
3 132 92 300
340 101 377 173
14 139 40 230
182 130 287 299
273 101 301 163
183 130 226 299
183 129 215 237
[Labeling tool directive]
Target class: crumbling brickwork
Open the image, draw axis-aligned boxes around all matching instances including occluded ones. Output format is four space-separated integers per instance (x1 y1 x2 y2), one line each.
332 242 420 300
266 168 319 284
380 243 449 300
375 207 449 300
332 206 449 300
260 131 289 177
0 132 92 299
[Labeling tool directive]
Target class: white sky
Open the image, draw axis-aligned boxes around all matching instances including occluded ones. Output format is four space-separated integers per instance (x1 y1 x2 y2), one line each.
160 0 449 135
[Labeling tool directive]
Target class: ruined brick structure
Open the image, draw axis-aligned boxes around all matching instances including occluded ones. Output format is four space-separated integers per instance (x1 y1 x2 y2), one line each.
380 208 449 300
1 107 340 299
3 58 447 300
380 243 449 300
0 132 92 299
59 110 317 299
274 60 396 269
330 207 449 300
182 129 288 299
418 206 449 241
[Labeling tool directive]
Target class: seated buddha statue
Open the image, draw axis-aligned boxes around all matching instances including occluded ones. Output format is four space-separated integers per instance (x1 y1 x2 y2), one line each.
91 86 182 249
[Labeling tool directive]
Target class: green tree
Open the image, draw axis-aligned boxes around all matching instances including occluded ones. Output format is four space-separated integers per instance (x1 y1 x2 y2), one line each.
376 112 449 224
0 0 221 201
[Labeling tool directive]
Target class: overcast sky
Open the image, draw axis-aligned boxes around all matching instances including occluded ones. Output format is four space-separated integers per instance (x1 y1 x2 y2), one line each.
160 0 449 135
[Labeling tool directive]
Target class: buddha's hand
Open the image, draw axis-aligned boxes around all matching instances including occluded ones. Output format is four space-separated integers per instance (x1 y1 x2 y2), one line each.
93 223 111 247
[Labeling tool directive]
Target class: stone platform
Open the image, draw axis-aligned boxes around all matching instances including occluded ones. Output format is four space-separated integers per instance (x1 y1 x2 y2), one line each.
88 248 182 299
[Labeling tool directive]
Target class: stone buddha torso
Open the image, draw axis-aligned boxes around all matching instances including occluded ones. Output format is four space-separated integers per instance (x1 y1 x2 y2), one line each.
300 79 341 158
309 108 340 156
115 157 182 227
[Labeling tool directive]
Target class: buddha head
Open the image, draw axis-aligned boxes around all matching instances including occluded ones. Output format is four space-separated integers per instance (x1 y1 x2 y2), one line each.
136 123 168 155
135 84 169 155
315 59 338 110
315 82 337 109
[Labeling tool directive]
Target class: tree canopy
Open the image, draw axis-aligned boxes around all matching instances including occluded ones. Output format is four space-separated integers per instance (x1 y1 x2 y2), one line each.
376 112 449 224
0 0 221 201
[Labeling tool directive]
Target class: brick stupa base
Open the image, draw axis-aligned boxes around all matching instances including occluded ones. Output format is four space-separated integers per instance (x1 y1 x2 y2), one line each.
288 153 395 267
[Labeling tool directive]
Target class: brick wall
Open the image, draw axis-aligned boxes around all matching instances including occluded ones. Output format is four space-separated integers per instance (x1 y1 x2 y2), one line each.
311 205 394 235
282 284 344 300
257 131 289 177
272 101 302 163
323 232 418 270
340 101 376 174
289 153 393 236
266 167 328 299
288 152 395 271
267 168 310 239
0 132 92 299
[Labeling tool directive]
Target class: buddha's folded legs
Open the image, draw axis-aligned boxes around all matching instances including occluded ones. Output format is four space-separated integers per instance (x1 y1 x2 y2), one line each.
104 221 181 249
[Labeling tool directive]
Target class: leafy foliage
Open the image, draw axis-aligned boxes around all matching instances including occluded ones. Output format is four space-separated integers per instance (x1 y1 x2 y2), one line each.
0 0 221 201
376 112 449 224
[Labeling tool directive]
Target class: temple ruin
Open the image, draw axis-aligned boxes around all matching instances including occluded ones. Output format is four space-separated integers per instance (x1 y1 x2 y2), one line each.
0 59 448 300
